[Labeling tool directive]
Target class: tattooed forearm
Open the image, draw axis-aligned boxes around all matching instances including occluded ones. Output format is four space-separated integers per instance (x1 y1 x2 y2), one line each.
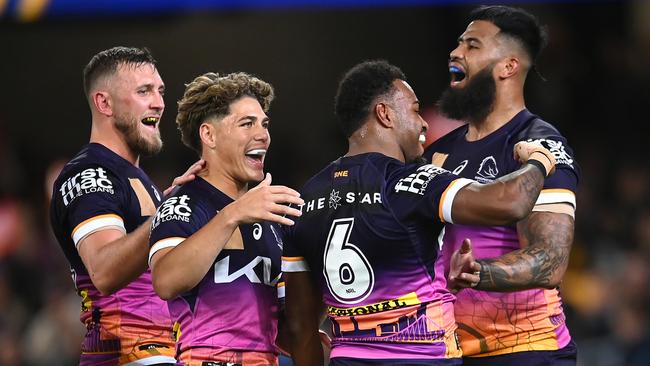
494 164 545 218
476 211 574 292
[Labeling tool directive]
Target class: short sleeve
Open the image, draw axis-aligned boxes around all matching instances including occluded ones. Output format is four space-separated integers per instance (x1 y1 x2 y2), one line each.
55 165 127 248
387 164 474 224
148 193 205 265
281 223 310 273
524 136 580 209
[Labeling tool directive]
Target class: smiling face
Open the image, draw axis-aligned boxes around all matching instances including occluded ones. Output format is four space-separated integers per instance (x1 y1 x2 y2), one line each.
210 96 270 184
390 80 428 163
110 63 165 156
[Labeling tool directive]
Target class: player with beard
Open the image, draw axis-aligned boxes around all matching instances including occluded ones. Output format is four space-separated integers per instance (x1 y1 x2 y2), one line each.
149 72 303 366
50 47 203 366
426 6 580 365
283 60 558 366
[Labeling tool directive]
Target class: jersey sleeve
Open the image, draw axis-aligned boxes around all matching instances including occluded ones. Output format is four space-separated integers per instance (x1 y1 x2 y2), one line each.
523 130 581 211
55 165 127 249
387 164 474 224
281 223 310 273
148 193 204 265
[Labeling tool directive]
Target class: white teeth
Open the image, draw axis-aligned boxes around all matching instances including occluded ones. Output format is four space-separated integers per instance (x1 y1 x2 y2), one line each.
419 134 426 144
245 149 266 157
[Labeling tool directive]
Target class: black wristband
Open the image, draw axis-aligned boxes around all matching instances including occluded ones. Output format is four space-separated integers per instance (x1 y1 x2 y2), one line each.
527 159 547 177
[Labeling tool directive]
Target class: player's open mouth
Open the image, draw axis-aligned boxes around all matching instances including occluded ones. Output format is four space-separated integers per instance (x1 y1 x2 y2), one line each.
141 117 159 127
419 133 426 145
245 149 266 167
449 65 466 85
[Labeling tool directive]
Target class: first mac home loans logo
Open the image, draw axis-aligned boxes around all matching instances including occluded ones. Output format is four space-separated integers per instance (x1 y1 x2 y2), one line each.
59 167 114 206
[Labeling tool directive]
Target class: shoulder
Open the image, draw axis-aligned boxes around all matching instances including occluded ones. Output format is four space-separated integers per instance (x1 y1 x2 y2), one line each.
513 112 567 142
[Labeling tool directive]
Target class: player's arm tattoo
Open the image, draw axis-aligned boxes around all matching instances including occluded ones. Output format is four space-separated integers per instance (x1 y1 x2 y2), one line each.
476 211 574 291
513 164 546 212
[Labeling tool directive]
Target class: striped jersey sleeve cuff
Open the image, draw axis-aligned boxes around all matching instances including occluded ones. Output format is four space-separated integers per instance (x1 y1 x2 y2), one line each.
535 189 576 208
281 256 310 272
72 214 125 248
149 237 185 265
439 178 474 224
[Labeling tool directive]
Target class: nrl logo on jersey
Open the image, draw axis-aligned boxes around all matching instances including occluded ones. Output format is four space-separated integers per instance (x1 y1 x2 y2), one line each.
152 195 191 229
394 164 448 195
526 138 574 168
59 167 114 206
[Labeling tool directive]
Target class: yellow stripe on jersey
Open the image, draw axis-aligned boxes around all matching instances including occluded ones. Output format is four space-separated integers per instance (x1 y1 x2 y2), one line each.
281 256 310 272
439 178 474 223
149 237 186 265
535 188 576 207
327 292 421 317
72 214 125 247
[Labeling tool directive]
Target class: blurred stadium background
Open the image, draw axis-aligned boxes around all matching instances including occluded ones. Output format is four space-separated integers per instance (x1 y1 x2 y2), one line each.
1 0 649 365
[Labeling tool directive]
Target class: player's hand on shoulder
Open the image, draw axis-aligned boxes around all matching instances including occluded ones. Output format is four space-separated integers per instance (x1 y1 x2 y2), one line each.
163 159 207 197
231 173 304 226
513 141 556 176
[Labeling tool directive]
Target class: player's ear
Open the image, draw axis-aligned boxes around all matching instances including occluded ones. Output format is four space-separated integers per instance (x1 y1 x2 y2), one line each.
375 102 393 128
93 91 113 117
498 56 520 79
199 121 217 149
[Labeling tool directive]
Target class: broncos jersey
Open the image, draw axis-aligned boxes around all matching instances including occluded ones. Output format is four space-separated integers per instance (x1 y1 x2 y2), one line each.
423 109 580 357
148 177 284 366
50 143 175 366
282 152 476 360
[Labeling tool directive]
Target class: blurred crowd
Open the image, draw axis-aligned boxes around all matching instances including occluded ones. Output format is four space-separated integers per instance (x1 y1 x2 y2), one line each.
1 2 649 365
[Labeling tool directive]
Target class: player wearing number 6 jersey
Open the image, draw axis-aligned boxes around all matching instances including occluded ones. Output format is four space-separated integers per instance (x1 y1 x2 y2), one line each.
282 60 557 366
148 72 303 366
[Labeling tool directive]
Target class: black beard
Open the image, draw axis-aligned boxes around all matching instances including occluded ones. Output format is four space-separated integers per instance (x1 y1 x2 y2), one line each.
437 66 496 124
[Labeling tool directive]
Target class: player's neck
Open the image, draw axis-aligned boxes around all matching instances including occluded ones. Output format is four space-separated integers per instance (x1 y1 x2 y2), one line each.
89 119 140 166
466 93 525 141
199 164 248 200
347 137 404 163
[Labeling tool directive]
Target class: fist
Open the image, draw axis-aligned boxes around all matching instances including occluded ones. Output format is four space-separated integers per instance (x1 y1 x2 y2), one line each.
513 141 556 176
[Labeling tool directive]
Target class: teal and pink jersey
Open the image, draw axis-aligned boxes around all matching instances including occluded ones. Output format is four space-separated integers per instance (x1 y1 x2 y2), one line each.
50 143 175 365
148 177 284 366
282 153 475 361
424 109 580 357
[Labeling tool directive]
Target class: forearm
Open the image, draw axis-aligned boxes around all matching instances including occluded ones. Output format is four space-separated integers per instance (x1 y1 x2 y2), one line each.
153 206 240 299
285 272 325 366
475 212 574 291
453 164 544 225
87 219 152 294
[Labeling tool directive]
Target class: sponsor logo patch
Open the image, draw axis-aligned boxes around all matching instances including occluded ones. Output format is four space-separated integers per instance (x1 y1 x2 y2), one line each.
151 195 191 229
394 164 448 195
59 167 114 206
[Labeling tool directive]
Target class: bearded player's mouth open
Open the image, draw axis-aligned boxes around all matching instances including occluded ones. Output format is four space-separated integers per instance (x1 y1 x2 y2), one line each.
449 65 467 86
141 116 159 128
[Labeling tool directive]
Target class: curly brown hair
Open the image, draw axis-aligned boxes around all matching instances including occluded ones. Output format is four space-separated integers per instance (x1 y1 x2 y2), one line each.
176 72 275 154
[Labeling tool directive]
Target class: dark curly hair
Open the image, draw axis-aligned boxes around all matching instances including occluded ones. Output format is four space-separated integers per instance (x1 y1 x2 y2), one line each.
334 60 406 138
469 5 548 66
83 46 156 97
176 72 274 154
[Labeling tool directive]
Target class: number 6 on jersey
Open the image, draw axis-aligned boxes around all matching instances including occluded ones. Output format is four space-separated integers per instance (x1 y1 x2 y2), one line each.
323 218 375 304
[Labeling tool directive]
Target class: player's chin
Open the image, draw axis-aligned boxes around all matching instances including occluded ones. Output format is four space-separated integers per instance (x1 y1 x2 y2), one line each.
248 169 265 183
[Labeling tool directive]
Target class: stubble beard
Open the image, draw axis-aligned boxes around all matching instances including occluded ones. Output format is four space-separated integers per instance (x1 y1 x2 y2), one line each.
114 113 163 157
